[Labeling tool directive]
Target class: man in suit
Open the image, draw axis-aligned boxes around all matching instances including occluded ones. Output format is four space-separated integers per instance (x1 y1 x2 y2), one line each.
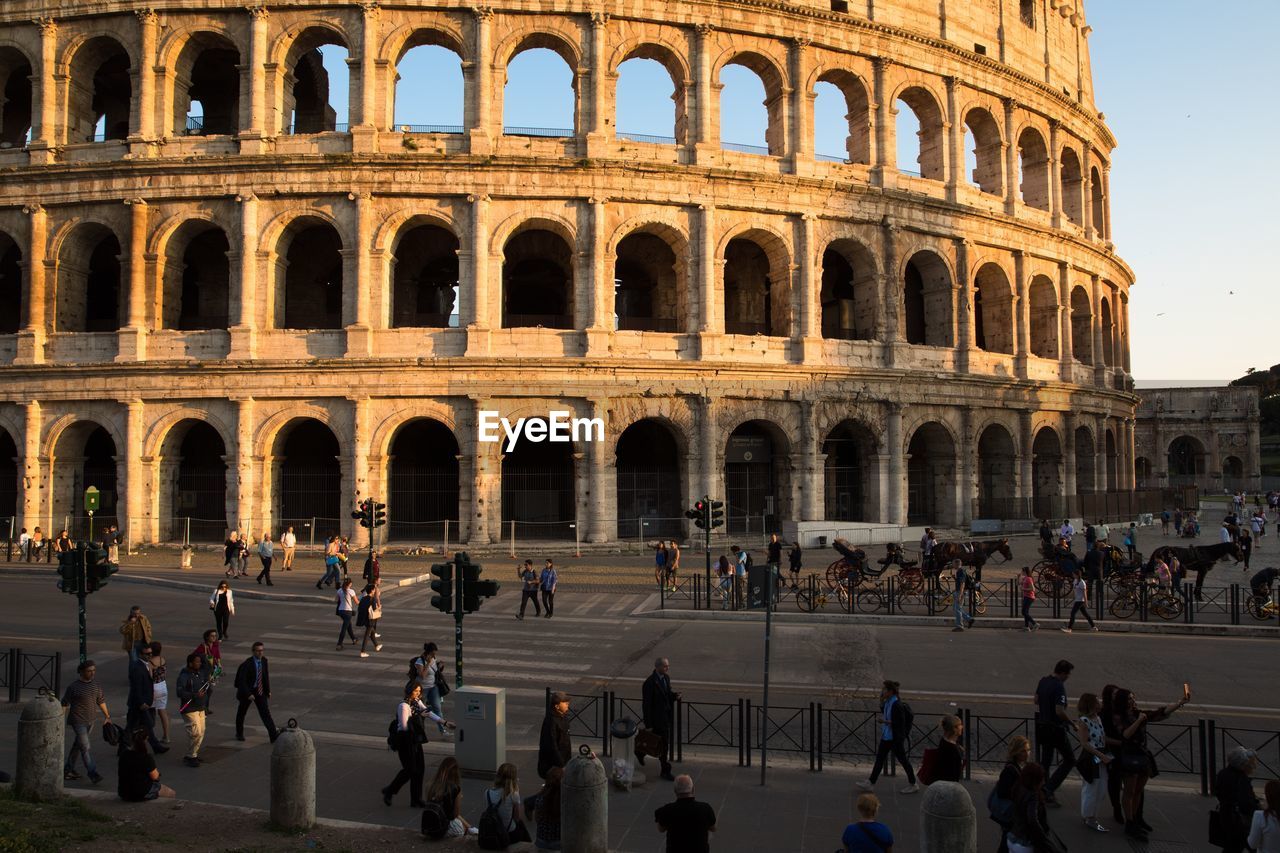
234 641 278 742
126 644 168 753
642 657 678 781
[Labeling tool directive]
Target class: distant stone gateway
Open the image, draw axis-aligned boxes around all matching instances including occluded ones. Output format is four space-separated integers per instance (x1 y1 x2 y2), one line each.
0 1 1139 545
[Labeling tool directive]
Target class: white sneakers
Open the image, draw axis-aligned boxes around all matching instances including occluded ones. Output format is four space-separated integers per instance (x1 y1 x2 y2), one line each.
359 652 370 658
900 784 919 794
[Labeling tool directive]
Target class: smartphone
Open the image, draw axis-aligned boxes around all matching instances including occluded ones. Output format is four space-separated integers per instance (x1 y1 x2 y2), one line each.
1183 682 1191 700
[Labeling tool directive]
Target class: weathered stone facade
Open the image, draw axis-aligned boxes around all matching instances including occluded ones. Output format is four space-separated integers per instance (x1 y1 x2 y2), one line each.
1133 388 1262 494
0 0 1136 544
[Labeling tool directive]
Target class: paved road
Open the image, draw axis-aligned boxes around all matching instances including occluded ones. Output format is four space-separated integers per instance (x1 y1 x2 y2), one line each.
0 573 1274 851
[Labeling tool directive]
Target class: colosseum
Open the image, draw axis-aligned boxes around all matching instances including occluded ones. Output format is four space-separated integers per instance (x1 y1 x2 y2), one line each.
0 0 1137 547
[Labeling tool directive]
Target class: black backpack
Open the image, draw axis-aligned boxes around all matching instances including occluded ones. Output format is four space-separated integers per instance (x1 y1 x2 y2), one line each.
477 789 511 850
897 701 915 739
407 656 422 681
421 801 450 840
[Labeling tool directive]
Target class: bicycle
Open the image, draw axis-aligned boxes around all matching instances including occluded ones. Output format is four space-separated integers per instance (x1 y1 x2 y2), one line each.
795 579 851 613
1109 580 1183 621
1245 590 1279 621
932 585 988 616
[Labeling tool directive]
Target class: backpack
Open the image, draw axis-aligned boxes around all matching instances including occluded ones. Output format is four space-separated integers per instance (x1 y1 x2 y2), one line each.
477 789 511 850
744 551 754 569
987 786 1015 826
101 720 123 747
407 656 422 681
421 801 450 840
387 717 401 750
897 701 915 739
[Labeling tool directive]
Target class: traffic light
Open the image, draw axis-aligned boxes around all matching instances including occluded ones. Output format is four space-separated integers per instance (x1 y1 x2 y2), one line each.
57 548 82 595
709 500 725 529
86 543 117 591
457 552 499 613
430 562 454 613
353 498 373 529
373 501 387 528
686 500 708 530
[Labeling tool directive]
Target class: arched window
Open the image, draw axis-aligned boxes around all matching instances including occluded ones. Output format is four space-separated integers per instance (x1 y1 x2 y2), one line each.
813 70 871 165
68 37 131 142
896 88 945 180
720 53 785 156
0 232 21 333
277 219 343 329
284 30 350 134
1069 285 1092 363
903 251 953 347
1028 275 1058 358
1090 166 1106 235
161 223 231 330
0 48 33 147
1100 297 1114 367
963 108 1003 195
173 34 240 136
616 419 682 538
616 53 681 144
504 43 576 137
502 228 573 329
393 40 463 131
391 223 460 328
388 419 460 541
820 240 877 340
56 224 123 333
614 231 681 332
972 263 1014 354
275 419 342 530
1060 148 1084 224
1017 127 1050 210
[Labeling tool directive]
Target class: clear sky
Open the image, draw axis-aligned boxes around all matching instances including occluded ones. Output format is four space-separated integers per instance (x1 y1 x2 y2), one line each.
314 1 1277 383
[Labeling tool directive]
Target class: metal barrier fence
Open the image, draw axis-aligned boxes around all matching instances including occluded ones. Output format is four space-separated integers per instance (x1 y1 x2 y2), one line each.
551 685 1260 795
3 648 62 703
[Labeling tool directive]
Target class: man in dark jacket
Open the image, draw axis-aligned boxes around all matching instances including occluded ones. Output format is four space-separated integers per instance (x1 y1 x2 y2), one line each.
858 679 917 794
175 653 210 767
1215 747 1260 853
126 646 167 753
233 642 278 743
642 657 678 781
538 691 572 779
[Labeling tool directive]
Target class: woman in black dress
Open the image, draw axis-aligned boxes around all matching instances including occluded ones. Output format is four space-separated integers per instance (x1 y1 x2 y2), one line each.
1111 686 1190 840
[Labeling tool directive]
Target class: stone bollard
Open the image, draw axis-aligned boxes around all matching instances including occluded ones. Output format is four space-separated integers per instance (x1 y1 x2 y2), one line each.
562 744 608 853
608 717 644 790
15 690 64 802
269 720 315 830
919 781 977 853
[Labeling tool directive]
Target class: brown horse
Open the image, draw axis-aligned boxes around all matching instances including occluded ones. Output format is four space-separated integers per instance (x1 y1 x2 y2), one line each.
1148 541 1244 600
934 539 1013 581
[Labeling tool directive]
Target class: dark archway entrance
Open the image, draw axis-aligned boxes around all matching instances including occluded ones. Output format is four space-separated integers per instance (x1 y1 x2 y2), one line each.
1031 428 1064 519
615 420 682 539
388 419 460 541
976 425 1016 518
725 421 788 533
276 420 341 538
823 421 875 521
907 423 956 526
162 421 228 542
0 429 17 526
502 439 575 539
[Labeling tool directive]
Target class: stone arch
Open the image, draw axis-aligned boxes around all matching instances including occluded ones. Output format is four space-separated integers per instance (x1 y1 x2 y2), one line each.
1090 165 1106 235
63 34 133 143
1031 426 1064 516
142 408 234 461
1134 457 1150 489
53 220 124 333
0 45 33 147
821 237 877 341
489 211 576 258
1059 146 1084 225
1070 285 1092 363
613 41 690 146
374 208 461 256
270 214 345 330
892 83 946 180
1074 424 1097 493
164 29 241 136
1017 125 1051 210
0 426 16 524
723 418 792 533
1167 435 1206 485
47 416 124 536
500 29 583 137
716 49 788 156
812 67 872 165
1028 274 1059 358
906 420 957 526
501 219 576 330
273 23 352 134
1222 456 1244 489
389 216 461 328
386 26 467 131
962 105 1003 194
613 222 688 334
254 404 349 460
500 422 578 540
823 418 877 522
270 417 344 537
386 417 461 541
0 230 22 334
384 23 468 65
902 249 954 347
369 403 461 461
976 422 1017 518
1100 296 1114 366
157 217 232 330
615 417 685 538
156 417 229 541
719 224 792 337
972 261 1014 354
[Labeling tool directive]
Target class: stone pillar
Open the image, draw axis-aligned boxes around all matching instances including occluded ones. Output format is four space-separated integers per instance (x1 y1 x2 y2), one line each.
17 204 47 364
957 406 975 526
237 7 271 151
584 12 610 157
465 194 492 356
945 76 962 202
348 396 371 547
886 403 904 525
1109 283 1123 387
585 397 611 542
1002 98 1019 215
1094 414 1107 492
699 396 718 502
1013 249 1029 378
15 692 63 802
1057 261 1073 381
345 193 374 356
467 397 494 545
1127 418 1139 491
1018 410 1033 506
880 218 900 365
1247 418 1262 492
789 39 813 175
799 401 820 521
796 214 819 361
1048 120 1062 228
954 237 973 372
122 400 147 545
872 58 891 188
1082 141 1095 239
20 402 43 532
117 199 149 362
1063 412 1078 498
28 18 58 163
270 727 316 829
1101 165 1112 240
467 7 494 154
234 398 257 532
919 781 977 853
131 10 159 144
696 204 720 357
349 3 381 152
692 24 715 164
229 193 259 359
584 197 610 354
1090 274 1106 386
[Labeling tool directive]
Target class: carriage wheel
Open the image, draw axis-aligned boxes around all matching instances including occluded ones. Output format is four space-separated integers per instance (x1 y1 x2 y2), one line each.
826 559 856 588
856 589 884 614
1034 565 1062 597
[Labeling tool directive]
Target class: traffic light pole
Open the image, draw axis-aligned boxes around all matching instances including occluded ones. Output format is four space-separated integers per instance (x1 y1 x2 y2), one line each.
454 568 465 689
78 548 88 664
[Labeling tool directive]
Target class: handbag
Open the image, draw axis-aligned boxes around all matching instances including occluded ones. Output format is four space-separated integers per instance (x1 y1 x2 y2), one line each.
986 787 1014 827
368 605 382 621
1077 753 1098 784
1118 744 1149 775
435 664 451 697
634 728 664 758
917 747 939 785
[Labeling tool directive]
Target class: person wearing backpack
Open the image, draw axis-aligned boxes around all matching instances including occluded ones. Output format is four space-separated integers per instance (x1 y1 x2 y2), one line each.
427 756 477 837
858 680 918 794
478 762 532 849
411 643 450 736
382 681 454 808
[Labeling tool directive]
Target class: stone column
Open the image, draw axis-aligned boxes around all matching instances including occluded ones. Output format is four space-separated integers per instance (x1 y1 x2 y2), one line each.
1057 261 1073 381
872 58 892 188
696 204 721 356
29 18 57 163
585 397 612 542
1013 249 1029 379
131 10 159 145
789 39 813 175
467 7 494 154
954 237 973 372
584 12 610 157
1094 414 1107 492
799 401 820 521
886 403 904 525
585 198 611 355
1101 165 1112 240
1017 410 1033 507
945 76 962 202
1246 417 1262 492
117 199 149 362
692 24 716 164
796 214 820 361
467 398 493 544
345 192 374 356
20 402 43 533
16 204 47 364
1002 98 1019 215
241 7 270 151
1089 274 1106 386
464 194 492 356
1048 120 1062 228
122 400 147 545
234 398 257 533
1063 412 1078 497
350 2 380 152
348 397 370 547
957 406 975 526
229 193 259 359
880 218 900 366
1081 141 1095 239
699 396 719 502
1109 283 1123 387
1127 418 1139 491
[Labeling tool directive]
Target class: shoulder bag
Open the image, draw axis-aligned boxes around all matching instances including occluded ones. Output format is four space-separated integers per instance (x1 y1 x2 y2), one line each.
435 664 451 697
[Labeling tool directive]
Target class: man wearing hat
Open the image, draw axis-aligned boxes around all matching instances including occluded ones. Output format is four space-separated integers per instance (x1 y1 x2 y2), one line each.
538 691 572 779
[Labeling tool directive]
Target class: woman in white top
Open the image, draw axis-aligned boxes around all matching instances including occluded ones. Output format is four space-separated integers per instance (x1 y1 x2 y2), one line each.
147 641 171 745
335 578 358 650
381 682 454 807
1250 780 1280 853
484 762 532 843
209 581 235 641
1074 692 1112 833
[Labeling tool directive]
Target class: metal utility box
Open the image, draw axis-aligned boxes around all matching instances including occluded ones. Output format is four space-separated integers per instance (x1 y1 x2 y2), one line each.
454 686 506 775
747 565 776 609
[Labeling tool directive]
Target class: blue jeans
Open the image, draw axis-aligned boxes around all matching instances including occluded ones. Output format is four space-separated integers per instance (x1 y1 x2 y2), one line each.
65 722 97 776
426 685 447 733
337 612 356 644
954 597 971 628
322 562 341 586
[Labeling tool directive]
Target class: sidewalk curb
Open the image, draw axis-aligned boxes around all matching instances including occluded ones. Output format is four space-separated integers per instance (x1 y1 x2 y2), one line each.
630 595 1280 637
